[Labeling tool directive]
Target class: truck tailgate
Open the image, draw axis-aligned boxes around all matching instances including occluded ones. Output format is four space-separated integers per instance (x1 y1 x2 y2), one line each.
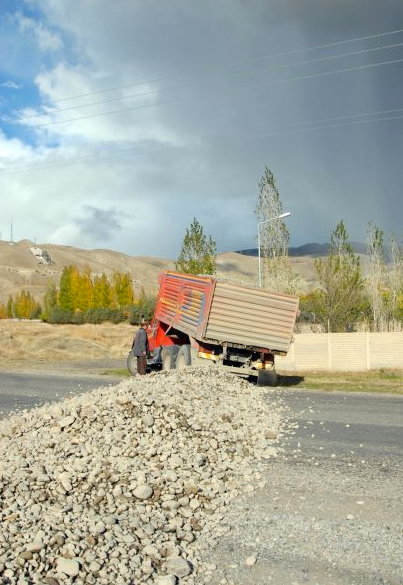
203 282 299 353
154 272 214 337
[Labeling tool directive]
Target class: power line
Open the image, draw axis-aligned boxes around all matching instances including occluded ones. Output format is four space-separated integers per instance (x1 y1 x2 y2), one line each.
21 56 403 130
3 104 403 176
266 112 403 136
266 106 403 133
0 141 196 176
17 40 403 122
11 27 403 111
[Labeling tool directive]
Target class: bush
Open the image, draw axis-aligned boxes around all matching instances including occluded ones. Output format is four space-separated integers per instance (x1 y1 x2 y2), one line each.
84 308 125 324
128 297 156 325
44 307 126 324
45 307 77 324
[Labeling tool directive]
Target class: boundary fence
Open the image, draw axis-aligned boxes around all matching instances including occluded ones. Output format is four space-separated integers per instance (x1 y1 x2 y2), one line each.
276 332 403 371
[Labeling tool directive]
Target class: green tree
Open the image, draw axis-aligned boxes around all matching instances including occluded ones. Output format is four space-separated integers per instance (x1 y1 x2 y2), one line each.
129 286 156 324
255 167 298 293
42 280 58 321
387 235 403 327
312 221 365 332
93 273 115 308
6 296 13 318
366 222 387 331
12 290 41 319
113 271 134 307
59 266 75 311
175 218 217 275
77 266 93 311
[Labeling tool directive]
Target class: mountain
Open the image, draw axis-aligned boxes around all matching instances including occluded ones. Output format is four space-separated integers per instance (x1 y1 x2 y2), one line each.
0 238 348 305
236 242 367 257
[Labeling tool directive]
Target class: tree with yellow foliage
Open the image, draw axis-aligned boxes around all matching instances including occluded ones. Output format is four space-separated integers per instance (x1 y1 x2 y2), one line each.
113 272 134 307
93 273 115 309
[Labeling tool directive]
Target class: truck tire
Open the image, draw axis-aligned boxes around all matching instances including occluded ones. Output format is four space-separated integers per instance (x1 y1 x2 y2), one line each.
161 346 179 371
176 344 191 369
257 369 277 387
127 350 138 376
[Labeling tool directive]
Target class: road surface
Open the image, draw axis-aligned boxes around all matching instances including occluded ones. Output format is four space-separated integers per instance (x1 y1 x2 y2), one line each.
1 373 402 583
208 387 403 584
0 371 121 418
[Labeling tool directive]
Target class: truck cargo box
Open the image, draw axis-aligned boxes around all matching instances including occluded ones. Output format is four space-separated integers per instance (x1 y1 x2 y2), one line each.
154 271 298 354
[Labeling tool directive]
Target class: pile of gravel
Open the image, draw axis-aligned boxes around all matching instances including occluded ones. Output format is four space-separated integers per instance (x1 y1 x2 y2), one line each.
0 367 284 585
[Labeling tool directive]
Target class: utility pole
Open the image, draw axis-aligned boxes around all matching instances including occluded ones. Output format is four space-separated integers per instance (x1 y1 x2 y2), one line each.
10 220 14 243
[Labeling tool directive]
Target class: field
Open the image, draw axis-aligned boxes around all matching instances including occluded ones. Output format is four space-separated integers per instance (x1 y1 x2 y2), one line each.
0 320 132 373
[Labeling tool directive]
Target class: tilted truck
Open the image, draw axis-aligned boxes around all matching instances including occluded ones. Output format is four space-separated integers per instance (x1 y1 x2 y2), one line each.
127 271 299 385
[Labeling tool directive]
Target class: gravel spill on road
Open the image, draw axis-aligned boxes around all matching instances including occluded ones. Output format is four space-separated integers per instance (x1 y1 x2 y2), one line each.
0 367 285 585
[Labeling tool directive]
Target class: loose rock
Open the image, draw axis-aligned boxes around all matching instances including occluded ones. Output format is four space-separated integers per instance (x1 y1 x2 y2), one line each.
0 367 282 584
55 558 80 577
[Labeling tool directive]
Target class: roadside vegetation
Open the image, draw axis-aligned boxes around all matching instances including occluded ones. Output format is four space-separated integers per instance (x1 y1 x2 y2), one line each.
0 266 156 325
278 369 403 394
0 168 402 333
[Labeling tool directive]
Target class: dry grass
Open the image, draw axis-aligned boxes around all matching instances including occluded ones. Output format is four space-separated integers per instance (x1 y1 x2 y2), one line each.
278 369 403 394
0 320 133 369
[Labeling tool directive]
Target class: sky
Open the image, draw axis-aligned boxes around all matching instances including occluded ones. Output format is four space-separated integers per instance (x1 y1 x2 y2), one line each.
1 0 403 257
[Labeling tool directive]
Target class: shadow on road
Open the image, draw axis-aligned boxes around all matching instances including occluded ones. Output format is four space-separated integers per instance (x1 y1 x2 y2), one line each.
277 374 305 386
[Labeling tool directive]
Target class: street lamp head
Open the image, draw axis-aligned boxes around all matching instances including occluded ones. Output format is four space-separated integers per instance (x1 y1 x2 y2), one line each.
257 211 291 287
259 211 291 227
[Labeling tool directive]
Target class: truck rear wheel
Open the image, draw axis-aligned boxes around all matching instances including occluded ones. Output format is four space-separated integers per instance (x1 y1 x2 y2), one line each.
161 346 179 370
176 344 191 369
257 369 277 387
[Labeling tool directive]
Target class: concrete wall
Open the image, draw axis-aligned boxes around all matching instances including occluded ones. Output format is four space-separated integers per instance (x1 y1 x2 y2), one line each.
276 332 403 371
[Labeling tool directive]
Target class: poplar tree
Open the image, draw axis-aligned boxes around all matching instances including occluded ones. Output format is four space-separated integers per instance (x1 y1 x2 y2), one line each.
42 280 58 321
93 274 115 308
59 266 75 311
113 272 135 307
175 218 217 275
387 235 403 327
313 221 364 332
255 167 298 293
78 266 93 311
366 222 387 331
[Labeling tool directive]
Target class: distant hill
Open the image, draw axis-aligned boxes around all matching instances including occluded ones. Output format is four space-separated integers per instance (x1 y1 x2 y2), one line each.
3 238 368 305
236 242 367 257
0 240 284 303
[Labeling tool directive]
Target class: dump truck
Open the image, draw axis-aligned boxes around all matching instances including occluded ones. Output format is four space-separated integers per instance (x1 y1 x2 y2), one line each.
127 271 299 385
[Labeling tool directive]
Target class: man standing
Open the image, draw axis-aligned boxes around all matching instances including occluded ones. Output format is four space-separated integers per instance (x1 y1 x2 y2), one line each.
132 321 149 375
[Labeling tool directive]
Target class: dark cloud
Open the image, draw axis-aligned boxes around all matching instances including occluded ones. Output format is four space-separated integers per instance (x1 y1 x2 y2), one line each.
3 0 403 256
75 206 123 241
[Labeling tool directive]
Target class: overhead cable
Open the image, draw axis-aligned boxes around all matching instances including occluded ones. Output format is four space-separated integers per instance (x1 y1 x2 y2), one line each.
11 27 403 110
17 40 403 122
22 57 403 129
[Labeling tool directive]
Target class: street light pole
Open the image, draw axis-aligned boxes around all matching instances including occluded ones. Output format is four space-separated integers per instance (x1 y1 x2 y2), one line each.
258 212 291 288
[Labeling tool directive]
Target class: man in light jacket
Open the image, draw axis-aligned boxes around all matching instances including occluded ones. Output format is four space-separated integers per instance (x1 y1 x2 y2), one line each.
132 321 149 375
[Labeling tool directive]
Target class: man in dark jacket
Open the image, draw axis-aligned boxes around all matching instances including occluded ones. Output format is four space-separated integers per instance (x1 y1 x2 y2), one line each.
132 322 149 375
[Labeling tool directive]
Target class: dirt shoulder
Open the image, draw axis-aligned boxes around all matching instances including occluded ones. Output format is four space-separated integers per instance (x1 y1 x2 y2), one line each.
0 321 132 375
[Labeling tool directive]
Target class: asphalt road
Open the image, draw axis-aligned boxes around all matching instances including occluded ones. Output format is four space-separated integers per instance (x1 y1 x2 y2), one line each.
1 372 402 583
209 387 403 585
282 388 403 460
0 371 121 418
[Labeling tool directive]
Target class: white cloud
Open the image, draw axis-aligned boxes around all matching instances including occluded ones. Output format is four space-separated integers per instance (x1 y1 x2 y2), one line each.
1 80 22 89
13 11 63 52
